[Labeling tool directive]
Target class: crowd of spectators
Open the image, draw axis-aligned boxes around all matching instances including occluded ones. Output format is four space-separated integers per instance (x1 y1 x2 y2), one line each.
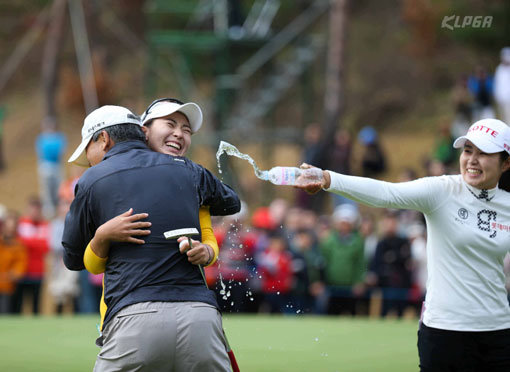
205 197 428 318
1 176 430 318
1 124 508 317
2 48 510 317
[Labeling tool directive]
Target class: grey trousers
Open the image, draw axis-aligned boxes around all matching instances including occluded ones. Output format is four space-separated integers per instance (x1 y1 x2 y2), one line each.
93 301 231 372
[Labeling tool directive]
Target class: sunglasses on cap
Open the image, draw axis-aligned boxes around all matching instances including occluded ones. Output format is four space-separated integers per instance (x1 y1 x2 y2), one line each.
141 98 184 123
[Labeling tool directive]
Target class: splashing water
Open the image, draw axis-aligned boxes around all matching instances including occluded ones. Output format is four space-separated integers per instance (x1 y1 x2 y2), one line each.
219 273 229 300
216 141 267 180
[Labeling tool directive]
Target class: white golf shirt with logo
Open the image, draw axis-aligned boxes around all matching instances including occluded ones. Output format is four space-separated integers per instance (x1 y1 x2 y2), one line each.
327 172 510 331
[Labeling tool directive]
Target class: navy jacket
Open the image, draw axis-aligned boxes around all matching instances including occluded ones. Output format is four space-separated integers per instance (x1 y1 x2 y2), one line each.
62 140 240 327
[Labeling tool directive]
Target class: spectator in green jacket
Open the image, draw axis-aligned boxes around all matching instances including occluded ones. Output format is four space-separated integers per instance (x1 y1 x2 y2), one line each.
319 204 366 315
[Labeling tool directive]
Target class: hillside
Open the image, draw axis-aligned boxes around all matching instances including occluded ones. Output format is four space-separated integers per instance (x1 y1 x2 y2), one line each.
0 0 505 213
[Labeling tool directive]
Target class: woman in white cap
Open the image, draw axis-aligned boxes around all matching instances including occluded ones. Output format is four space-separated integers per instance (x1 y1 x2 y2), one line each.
296 118 510 371
80 100 237 372
84 98 219 272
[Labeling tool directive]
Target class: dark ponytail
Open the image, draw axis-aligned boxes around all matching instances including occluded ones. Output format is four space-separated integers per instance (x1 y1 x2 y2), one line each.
498 152 510 192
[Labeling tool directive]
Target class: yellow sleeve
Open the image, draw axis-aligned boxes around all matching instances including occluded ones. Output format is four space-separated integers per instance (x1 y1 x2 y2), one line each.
199 206 219 266
84 242 108 274
83 243 107 331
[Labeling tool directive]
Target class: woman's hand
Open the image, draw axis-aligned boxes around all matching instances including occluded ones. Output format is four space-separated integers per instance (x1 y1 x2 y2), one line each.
96 208 151 244
177 237 213 266
91 208 151 258
293 163 331 194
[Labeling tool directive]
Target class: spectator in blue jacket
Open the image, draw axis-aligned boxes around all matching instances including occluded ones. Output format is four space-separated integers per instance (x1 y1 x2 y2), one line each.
468 66 495 121
35 116 66 218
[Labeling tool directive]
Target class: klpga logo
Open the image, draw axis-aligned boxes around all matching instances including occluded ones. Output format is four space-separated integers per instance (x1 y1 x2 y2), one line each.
441 15 492 30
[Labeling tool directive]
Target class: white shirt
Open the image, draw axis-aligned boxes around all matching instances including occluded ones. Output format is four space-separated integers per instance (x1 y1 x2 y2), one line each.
411 236 427 295
327 172 510 331
494 64 510 103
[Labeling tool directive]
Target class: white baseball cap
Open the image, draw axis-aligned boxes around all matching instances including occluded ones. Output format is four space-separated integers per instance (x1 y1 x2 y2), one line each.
332 204 359 224
140 98 203 133
453 119 510 155
68 105 142 167
501 47 510 63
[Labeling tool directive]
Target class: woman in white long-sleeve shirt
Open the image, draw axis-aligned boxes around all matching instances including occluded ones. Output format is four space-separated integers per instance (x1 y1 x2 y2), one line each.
297 118 510 372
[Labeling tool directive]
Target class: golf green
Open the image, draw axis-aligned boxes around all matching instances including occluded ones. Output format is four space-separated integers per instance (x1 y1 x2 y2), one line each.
0 315 419 371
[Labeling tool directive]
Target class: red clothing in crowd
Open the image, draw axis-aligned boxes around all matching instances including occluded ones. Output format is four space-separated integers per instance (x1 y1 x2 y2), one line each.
259 249 293 294
17 217 49 279
204 227 257 286
215 229 257 279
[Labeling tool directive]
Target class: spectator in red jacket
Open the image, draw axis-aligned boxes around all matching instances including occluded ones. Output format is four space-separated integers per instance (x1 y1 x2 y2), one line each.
258 230 294 313
210 203 257 313
12 196 49 314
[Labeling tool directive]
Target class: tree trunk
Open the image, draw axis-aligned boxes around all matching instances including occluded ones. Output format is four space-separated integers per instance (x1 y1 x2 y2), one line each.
0 107 5 171
309 0 348 213
41 0 67 121
323 0 347 139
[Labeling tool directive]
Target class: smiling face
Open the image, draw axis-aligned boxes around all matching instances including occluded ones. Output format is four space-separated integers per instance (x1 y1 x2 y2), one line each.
144 112 192 156
460 141 510 189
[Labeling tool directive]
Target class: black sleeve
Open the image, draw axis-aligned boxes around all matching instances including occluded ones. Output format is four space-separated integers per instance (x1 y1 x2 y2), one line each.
195 163 241 216
62 184 95 271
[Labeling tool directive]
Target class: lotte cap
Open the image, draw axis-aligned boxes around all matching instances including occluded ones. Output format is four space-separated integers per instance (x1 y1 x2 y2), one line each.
68 105 142 167
453 119 510 155
140 98 203 133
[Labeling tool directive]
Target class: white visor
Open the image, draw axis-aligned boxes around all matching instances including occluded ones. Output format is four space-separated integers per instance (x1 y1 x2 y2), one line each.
141 101 203 133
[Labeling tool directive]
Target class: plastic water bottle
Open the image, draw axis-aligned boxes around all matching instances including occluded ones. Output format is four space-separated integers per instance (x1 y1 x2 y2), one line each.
261 167 324 186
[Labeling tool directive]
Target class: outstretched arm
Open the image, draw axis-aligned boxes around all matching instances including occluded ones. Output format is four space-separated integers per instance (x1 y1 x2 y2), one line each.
295 164 444 213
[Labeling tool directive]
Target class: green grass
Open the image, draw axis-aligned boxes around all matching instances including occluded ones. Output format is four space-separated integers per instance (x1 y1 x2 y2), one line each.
0 315 419 372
